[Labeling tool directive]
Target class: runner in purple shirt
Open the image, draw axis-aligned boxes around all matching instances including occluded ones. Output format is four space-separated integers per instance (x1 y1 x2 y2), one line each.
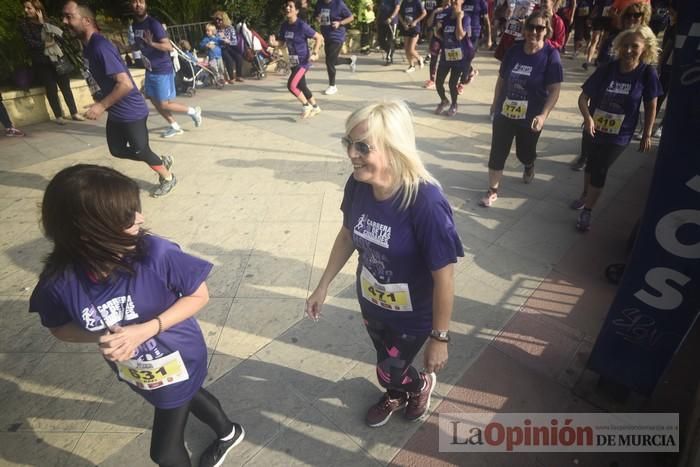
62 0 176 197
270 0 324 120
400 0 427 72
424 0 452 89
314 0 357 95
377 0 401 64
571 26 661 231
130 0 203 138
458 0 491 92
306 101 463 428
29 164 244 467
480 11 563 208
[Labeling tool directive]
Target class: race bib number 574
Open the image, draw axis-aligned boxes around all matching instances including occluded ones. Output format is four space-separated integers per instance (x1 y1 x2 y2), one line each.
360 267 413 312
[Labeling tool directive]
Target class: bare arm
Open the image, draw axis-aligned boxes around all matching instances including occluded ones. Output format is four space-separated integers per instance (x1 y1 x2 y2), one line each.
531 82 561 131
490 75 504 114
148 36 173 52
50 322 101 343
578 91 595 137
424 264 455 373
456 12 467 40
311 31 324 57
639 98 658 152
85 71 135 120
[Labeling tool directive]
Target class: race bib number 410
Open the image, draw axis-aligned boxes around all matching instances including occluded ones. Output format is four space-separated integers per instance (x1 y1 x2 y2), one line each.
360 267 413 312
593 109 625 135
117 351 190 391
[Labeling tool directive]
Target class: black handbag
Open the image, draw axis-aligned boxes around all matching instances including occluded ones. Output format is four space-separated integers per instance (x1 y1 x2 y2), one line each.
53 55 75 75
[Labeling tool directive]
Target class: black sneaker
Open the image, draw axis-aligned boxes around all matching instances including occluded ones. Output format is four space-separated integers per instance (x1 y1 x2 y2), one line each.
199 423 245 467
523 164 535 184
570 154 586 171
152 173 177 197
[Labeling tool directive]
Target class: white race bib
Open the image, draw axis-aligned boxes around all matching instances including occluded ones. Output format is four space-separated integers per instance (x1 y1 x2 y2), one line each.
360 266 413 312
445 47 463 61
577 6 590 16
289 54 300 66
117 351 189 391
320 9 331 26
602 6 612 17
501 99 528 120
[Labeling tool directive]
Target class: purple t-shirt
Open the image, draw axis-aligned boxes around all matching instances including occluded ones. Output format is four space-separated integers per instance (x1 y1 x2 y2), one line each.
82 33 149 123
497 42 564 128
425 0 439 12
439 13 473 67
279 19 317 67
132 15 173 75
29 235 212 409
314 0 353 43
341 177 464 334
379 0 401 24
582 61 662 145
462 0 488 38
400 0 426 33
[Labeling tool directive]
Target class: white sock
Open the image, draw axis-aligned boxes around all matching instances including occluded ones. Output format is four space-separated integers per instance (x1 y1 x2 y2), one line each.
170 122 181 130
220 425 236 441
186 107 196 115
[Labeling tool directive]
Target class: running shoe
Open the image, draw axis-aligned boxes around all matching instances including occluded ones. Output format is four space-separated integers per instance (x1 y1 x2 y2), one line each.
152 174 177 197
366 393 408 427
465 68 479 84
576 209 592 232
570 198 586 210
235 77 244 82
5 128 25 137
309 105 322 118
405 66 416 73
457 83 464 95
479 190 498 207
161 155 174 172
71 113 86 121
324 85 338 95
54 116 67 125
300 105 313 119
434 100 450 115
582 62 589 70
162 127 184 138
405 372 436 421
523 164 535 184
423 79 435 89
418 56 424 69
570 154 586 171
446 104 458 117
653 125 663 138
350 55 357 72
198 423 245 467
191 106 203 127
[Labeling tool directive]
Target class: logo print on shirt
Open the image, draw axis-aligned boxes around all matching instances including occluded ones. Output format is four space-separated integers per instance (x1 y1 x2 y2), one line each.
354 214 392 248
511 63 533 76
285 31 295 39
81 295 138 331
605 81 632 95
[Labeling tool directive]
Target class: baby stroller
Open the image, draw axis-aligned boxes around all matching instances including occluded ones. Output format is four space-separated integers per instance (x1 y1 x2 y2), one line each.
237 21 289 79
171 40 223 96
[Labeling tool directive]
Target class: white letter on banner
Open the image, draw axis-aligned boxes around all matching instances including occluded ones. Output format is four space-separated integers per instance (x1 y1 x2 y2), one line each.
634 268 691 310
655 209 700 259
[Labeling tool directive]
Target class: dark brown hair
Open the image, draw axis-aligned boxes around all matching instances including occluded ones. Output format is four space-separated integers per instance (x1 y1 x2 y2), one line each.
40 164 145 279
525 10 553 40
22 0 47 18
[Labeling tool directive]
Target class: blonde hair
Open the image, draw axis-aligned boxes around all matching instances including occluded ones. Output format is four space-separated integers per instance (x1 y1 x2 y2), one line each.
345 100 440 210
212 10 233 27
613 25 658 65
205 23 217 34
621 2 652 27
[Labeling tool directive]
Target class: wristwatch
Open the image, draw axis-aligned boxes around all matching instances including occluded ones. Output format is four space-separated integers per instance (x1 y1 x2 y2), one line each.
430 329 450 343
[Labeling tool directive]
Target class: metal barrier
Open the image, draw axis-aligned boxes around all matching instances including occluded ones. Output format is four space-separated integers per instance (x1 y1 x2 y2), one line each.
164 21 210 49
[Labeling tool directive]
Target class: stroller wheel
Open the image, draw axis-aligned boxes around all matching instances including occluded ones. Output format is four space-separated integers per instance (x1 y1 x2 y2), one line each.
186 90 194 97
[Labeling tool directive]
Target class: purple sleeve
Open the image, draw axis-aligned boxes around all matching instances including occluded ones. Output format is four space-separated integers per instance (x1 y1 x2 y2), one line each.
149 17 168 42
148 237 213 296
340 1 353 18
411 184 464 271
480 0 489 15
499 47 513 79
642 66 663 102
581 64 606 98
544 48 564 86
29 281 72 328
100 40 128 77
340 176 357 230
303 21 317 39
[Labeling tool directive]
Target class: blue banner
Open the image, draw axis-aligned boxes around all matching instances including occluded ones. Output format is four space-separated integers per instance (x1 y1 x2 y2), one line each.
587 1 700 396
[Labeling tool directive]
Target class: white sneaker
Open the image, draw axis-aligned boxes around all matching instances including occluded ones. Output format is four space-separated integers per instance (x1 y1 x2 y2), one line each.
405 66 416 73
349 55 357 72
418 57 424 69
653 125 662 138
324 85 338 95
162 127 184 138
190 106 202 127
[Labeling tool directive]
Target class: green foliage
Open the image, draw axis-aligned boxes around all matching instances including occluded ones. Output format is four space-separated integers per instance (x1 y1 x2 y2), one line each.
0 0 29 83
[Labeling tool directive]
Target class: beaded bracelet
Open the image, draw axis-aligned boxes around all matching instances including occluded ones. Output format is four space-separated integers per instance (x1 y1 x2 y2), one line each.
155 316 163 335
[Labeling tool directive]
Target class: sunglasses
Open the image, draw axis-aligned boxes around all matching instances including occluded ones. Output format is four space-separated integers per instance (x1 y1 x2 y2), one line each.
214 17 223 21
623 12 643 19
525 23 547 33
341 136 375 157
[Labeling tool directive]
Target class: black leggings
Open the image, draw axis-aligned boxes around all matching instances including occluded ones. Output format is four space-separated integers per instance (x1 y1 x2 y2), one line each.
378 21 396 60
488 116 542 171
325 40 352 86
106 118 163 166
364 316 428 397
436 64 462 105
0 96 12 129
360 21 374 50
150 387 234 467
581 133 627 188
287 65 313 100
35 62 78 118
222 46 244 79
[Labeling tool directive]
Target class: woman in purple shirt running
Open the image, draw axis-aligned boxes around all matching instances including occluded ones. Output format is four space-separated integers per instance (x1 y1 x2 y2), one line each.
306 100 463 428
29 164 244 467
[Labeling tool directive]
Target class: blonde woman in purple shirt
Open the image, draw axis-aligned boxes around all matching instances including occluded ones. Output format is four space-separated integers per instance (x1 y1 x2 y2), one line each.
306 100 463 428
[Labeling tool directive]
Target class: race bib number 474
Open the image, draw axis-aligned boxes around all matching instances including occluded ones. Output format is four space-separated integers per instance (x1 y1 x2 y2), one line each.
360 267 413 312
501 99 528 119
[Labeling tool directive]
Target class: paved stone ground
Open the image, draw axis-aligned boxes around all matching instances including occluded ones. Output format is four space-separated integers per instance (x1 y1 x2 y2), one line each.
0 48 662 466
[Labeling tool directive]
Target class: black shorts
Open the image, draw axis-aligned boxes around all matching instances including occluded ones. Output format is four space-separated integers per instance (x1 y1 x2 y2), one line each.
402 26 420 37
574 16 592 42
592 17 612 31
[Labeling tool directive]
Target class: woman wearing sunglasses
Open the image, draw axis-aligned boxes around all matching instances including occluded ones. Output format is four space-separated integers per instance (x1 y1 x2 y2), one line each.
570 25 661 231
596 2 650 67
433 0 473 117
212 11 245 84
306 100 463 428
29 165 244 467
480 11 563 207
